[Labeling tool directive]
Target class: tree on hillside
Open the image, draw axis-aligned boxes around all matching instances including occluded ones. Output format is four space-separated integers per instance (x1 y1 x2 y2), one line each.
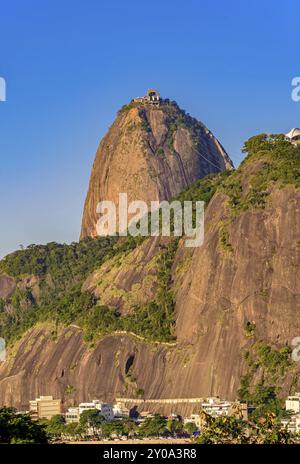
79 409 104 434
121 418 138 437
101 420 125 438
46 414 66 437
166 417 183 435
64 422 83 438
184 421 198 435
249 413 296 444
139 414 167 437
194 411 296 444
0 407 48 444
195 411 248 444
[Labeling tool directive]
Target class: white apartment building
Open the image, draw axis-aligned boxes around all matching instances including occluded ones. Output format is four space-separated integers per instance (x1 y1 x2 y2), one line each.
286 394 300 414
78 400 114 421
65 407 80 424
201 397 232 417
112 402 130 419
281 414 300 434
199 397 248 420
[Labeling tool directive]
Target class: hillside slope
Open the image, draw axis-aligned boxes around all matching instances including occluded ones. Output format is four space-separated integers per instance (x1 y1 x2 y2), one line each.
0 134 299 412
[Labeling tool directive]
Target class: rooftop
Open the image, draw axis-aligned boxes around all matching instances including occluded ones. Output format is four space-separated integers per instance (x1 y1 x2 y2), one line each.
133 88 162 106
286 128 300 140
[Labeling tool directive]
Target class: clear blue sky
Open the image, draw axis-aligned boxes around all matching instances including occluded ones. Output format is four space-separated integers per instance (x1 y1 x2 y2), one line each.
0 0 299 258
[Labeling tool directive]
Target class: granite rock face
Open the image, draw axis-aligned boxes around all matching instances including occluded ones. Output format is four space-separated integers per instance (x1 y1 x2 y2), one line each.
0 184 299 411
0 111 299 413
0 274 16 299
80 100 233 238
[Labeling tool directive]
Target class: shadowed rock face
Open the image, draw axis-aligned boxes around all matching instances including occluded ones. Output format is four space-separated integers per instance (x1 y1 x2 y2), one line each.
0 274 16 299
80 101 233 239
0 183 299 412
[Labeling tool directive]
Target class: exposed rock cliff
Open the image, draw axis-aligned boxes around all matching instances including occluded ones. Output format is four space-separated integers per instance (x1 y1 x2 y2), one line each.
0 132 299 414
0 185 299 411
80 98 233 238
0 274 15 299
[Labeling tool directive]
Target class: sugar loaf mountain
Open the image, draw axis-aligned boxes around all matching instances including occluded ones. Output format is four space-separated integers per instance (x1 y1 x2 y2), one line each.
0 90 299 415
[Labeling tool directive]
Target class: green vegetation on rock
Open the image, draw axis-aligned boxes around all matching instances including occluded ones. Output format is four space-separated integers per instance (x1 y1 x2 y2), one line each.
238 341 293 419
0 407 48 443
221 134 300 215
195 411 295 444
0 237 118 283
82 239 179 343
0 236 140 344
0 134 299 347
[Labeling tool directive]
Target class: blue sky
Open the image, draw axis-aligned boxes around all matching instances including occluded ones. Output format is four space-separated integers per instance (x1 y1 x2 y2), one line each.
0 0 299 258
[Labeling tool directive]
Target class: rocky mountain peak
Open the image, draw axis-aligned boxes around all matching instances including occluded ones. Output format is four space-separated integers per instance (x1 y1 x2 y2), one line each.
80 93 233 239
